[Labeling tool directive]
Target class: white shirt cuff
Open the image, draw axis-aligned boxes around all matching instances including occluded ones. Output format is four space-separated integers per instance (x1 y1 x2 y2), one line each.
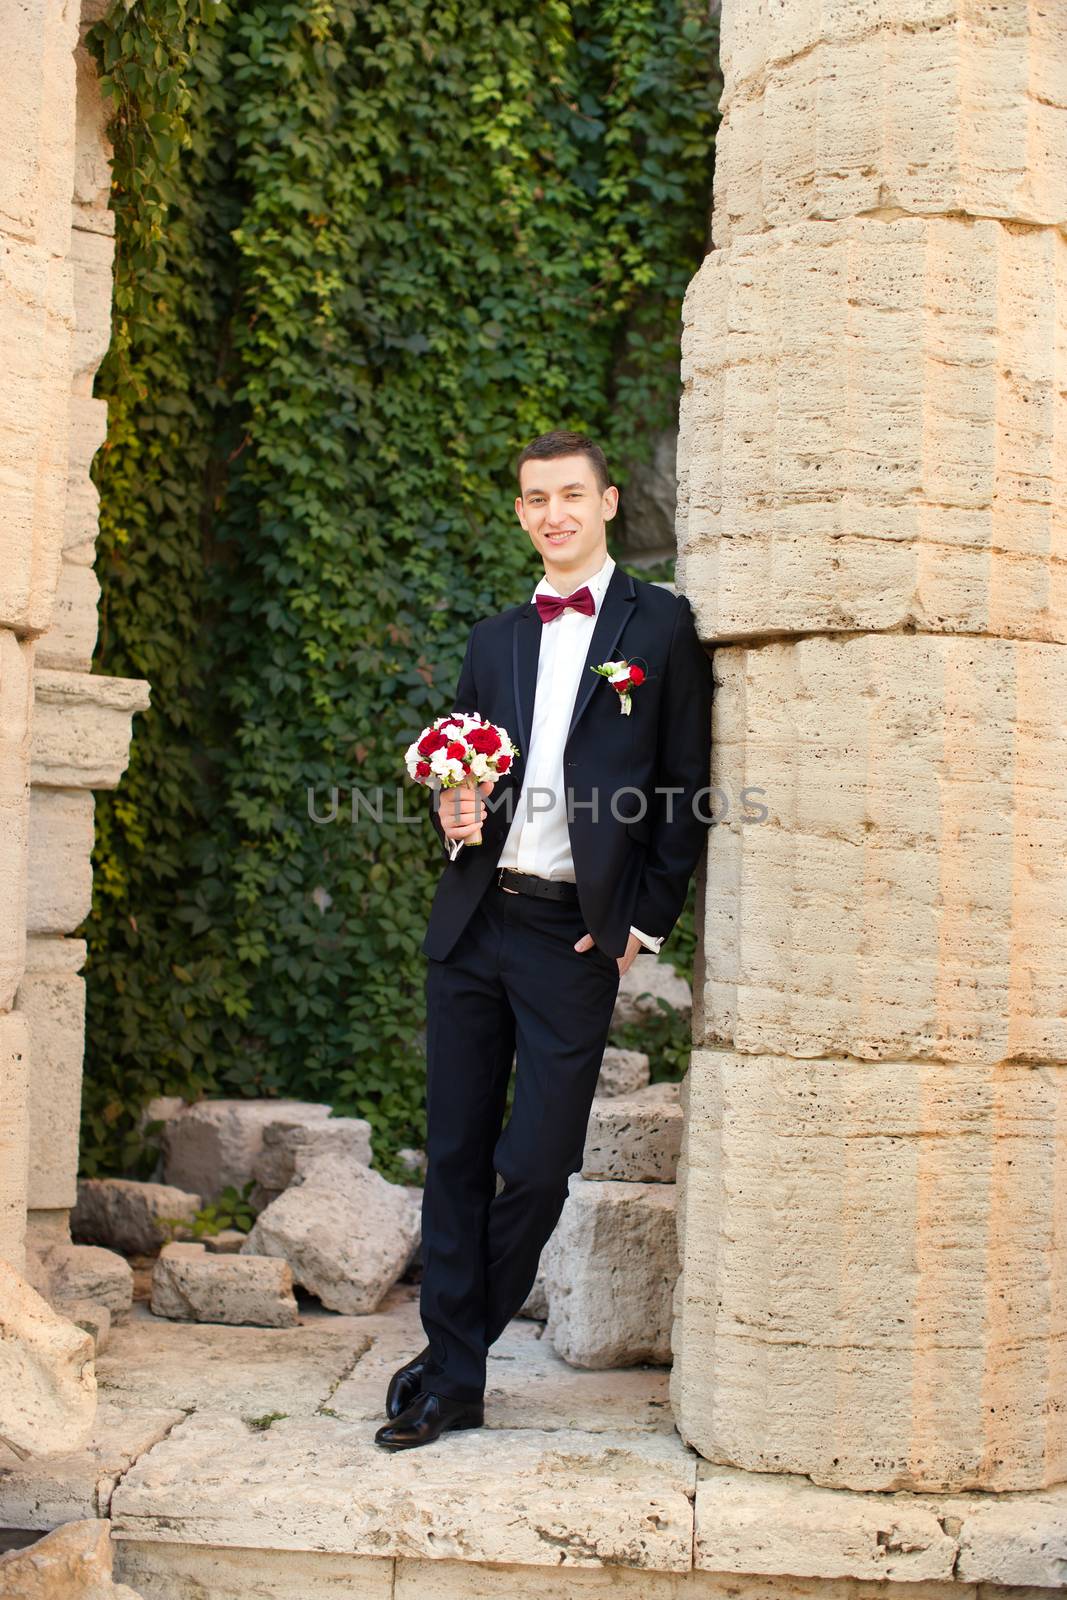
630 923 663 953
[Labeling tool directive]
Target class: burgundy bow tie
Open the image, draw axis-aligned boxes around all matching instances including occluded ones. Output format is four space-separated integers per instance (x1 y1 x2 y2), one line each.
535 585 595 623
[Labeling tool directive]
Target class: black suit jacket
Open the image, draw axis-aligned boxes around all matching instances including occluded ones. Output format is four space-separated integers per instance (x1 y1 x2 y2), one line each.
422 563 714 961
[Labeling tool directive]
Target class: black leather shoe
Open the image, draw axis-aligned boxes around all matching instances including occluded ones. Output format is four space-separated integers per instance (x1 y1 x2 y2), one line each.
385 1344 432 1420
374 1389 484 1450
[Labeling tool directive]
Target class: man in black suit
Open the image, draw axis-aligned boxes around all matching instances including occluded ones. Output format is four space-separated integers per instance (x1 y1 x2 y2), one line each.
375 430 713 1450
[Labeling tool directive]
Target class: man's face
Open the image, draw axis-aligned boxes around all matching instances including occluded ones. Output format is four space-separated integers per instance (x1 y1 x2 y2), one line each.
515 454 618 577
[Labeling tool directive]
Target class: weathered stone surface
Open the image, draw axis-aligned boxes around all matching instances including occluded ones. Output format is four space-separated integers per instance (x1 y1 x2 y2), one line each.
93 1301 370 1416
242 1152 419 1315
695 1462 1067 1589
677 220 1067 644
0 1400 181 1529
30 669 151 789
0 1259 96 1458
0 1012 31 1272
543 1176 678 1368
18 939 86 1212
0 1519 145 1600
35 556 100 672
0 240 74 635
43 1243 133 1318
251 1114 373 1208
671 1048 1067 1492
26 790 94 934
201 1228 247 1254
701 635 1067 1067
72 1179 201 1256
115 1541 394 1600
162 1098 331 1203
150 1241 299 1328
110 1411 697 1571
613 960 692 1027
0 632 34 1011
50 1297 110 1358
595 1047 650 1099
713 1 1067 247
582 1083 682 1182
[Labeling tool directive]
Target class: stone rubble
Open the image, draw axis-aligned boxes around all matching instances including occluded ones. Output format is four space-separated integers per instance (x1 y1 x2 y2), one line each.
241 1151 420 1315
149 1241 299 1329
71 1178 202 1255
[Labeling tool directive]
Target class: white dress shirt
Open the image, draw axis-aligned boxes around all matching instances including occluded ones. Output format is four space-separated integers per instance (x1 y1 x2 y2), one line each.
452 552 662 955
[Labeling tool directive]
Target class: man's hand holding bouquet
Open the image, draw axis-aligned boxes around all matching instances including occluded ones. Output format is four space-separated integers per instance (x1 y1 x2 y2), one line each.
405 712 519 861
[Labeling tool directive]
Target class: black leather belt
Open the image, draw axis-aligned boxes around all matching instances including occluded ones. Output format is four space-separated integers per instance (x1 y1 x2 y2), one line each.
495 867 579 902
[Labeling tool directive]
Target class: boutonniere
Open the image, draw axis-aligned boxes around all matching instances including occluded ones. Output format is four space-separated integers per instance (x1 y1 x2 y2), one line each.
590 657 646 716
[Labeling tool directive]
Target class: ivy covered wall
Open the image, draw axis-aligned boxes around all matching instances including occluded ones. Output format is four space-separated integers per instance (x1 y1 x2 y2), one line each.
82 0 720 1178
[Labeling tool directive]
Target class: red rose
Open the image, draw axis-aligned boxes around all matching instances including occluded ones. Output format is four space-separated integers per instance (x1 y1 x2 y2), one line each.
628 665 645 686
418 729 448 756
614 674 632 692
446 740 468 761
416 759 431 777
497 754 511 772
468 725 502 755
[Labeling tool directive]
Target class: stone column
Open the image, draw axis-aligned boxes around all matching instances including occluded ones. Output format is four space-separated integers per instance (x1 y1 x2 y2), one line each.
0 0 148 1456
671 1 1066 1493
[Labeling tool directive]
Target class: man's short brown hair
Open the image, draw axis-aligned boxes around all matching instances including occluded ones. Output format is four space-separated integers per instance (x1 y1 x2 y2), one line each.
516 430 611 494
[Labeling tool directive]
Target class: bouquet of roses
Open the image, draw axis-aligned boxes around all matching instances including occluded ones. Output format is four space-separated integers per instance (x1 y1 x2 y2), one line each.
405 711 519 857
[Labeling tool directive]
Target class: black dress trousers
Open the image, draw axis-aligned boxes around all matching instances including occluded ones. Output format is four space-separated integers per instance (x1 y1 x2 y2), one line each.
418 877 622 1403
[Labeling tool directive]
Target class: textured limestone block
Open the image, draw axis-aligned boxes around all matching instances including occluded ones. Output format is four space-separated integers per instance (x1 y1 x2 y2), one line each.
0 632 34 1011
18 938 87 1210
713 0 1067 246
251 1113 373 1208
543 1176 678 1367
0 240 74 634
35 557 101 671
671 1048 1067 1492
150 1241 299 1328
0 1012 31 1272
44 1243 133 1318
201 1228 247 1254
69 212 115 393
0 1398 183 1529
27 790 94 934
162 1098 331 1203
693 1461 1067 1589
676 219 1067 643
702 634 1067 1067
93 1313 371 1417
695 1463 958 1581
0 1259 95 1458
582 1083 683 1182
0 1518 144 1600
595 1046 650 1098
242 1151 419 1315
51 1297 111 1356
0 0 80 254
30 669 150 789
72 1179 202 1256
110 1411 697 1571
613 958 692 1026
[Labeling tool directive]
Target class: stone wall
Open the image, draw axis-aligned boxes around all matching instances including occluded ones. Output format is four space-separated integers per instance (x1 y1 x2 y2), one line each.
672 1 1066 1493
0 0 148 1453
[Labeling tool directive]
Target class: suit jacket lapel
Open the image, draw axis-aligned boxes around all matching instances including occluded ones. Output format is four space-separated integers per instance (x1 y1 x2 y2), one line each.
565 564 636 747
511 563 637 764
